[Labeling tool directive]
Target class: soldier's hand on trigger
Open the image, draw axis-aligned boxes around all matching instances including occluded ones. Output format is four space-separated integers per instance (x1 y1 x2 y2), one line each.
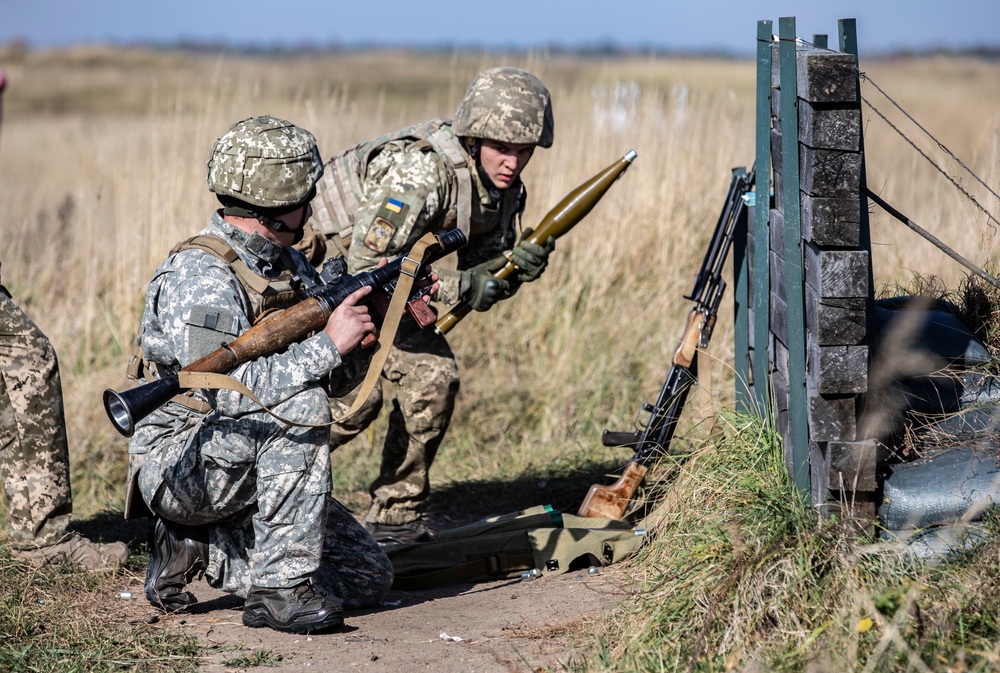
324 285 376 355
510 227 555 283
460 256 510 312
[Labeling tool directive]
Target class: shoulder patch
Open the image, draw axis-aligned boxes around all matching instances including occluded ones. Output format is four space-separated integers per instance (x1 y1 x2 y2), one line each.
364 217 397 254
376 194 410 227
185 305 239 361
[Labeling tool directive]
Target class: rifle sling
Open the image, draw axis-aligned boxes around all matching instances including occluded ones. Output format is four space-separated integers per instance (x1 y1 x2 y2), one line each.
176 231 438 429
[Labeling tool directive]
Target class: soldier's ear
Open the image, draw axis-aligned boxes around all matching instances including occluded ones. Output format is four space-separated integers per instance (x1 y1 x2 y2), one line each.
464 137 480 161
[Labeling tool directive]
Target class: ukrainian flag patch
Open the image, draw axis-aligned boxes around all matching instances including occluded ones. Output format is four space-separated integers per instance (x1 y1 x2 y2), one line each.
376 193 410 227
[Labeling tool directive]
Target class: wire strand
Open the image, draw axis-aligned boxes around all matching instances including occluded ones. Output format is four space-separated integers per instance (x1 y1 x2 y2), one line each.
860 73 1000 207
860 94 1000 231
788 35 1000 231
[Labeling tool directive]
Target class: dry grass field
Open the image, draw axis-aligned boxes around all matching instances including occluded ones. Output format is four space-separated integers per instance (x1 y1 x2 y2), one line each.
1 46 997 519
1 44 999 671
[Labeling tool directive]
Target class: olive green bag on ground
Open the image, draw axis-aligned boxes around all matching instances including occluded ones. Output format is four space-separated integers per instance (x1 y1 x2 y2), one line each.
383 505 645 590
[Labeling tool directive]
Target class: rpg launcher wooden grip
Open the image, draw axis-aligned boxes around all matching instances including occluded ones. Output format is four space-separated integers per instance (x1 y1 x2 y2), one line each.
434 149 637 335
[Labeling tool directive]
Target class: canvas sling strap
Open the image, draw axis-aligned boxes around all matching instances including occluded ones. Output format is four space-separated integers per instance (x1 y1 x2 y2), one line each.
385 505 646 590
173 231 440 428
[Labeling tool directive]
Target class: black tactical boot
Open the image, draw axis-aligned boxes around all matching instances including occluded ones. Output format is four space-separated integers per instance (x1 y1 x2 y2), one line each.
145 515 208 613
242 582 345 634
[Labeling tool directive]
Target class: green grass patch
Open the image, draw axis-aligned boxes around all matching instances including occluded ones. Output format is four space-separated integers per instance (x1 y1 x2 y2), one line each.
581 412 1000 672
221 648 283 668
0 546 200 672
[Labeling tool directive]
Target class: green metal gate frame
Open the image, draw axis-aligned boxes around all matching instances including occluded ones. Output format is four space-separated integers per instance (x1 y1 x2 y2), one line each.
736 17 866 501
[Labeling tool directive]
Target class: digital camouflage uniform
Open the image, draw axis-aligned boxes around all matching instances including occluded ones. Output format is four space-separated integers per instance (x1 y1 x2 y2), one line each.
311 67 554 529
129 212 392 607
0 263 73 547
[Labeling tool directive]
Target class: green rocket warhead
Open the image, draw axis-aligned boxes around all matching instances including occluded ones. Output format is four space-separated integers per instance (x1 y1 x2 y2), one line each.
435 149 637 334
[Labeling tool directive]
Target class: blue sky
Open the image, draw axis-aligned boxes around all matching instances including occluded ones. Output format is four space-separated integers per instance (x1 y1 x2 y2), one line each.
1 0 996 54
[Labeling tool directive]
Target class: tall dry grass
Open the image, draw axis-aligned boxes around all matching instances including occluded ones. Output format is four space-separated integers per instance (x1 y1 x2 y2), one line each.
0 46 997 522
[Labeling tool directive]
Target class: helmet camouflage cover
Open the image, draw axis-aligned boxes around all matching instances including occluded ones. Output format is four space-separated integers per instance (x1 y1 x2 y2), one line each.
453 67 554 148
206 115 324 208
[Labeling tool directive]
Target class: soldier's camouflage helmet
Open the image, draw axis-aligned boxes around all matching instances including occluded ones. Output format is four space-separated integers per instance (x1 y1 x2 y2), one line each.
453 67 554 148
207 115 324 208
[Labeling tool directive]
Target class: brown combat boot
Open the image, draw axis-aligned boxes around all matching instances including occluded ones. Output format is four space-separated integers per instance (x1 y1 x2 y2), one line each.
242 582 345 634
13 532 129 571
144 515 208 613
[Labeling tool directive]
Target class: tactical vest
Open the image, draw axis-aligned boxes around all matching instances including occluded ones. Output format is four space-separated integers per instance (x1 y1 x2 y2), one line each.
171 235 302 322
309 119 475 253
126 234 303 399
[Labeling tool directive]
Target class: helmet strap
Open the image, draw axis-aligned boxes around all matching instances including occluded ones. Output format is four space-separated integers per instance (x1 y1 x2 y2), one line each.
218 193 312 245
463 138 501 199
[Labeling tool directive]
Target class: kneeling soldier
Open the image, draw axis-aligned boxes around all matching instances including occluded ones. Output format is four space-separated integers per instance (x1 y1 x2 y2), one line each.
125 116 393 633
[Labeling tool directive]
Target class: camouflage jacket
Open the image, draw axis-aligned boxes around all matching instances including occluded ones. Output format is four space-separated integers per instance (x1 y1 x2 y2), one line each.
133 212 366 429
335 121 526 305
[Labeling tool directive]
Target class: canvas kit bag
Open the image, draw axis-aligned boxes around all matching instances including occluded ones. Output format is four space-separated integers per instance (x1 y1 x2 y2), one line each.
383 505 645 590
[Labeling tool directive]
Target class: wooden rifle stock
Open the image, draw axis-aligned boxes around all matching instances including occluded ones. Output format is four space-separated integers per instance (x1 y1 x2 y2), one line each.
577 463 649 521
435 149 637 335
577 166 754 521
577 311 703 520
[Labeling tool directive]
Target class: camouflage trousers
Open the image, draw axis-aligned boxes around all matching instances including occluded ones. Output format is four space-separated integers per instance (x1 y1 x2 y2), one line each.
329 324 460 526
0 286 73 547
136 386 392 606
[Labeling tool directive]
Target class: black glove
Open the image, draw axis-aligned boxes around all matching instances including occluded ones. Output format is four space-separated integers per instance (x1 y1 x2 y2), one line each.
460 256 511 312
510 228 555 283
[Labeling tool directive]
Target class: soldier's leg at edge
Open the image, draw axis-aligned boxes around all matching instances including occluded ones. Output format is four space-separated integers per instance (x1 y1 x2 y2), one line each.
0 291 73 547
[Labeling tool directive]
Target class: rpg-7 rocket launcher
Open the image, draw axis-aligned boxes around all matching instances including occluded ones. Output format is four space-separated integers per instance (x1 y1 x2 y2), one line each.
104 229 467 438
434 150 638 334
578 167 755 520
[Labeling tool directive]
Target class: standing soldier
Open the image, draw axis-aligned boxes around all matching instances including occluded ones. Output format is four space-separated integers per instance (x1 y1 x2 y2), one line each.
0 265 130 570
127 116 394 633
300 67 557 544
0 68 128 571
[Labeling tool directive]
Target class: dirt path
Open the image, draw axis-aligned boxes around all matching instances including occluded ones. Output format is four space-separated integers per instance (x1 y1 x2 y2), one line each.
94 463 635 671
118 568 626 672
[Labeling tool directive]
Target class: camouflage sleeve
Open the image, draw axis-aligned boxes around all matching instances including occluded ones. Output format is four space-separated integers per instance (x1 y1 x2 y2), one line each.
146 250 343 417
346 149 454 276
432 267 462 306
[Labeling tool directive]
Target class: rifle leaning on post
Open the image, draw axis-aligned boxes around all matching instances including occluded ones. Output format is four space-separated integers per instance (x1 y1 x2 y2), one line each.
434 150 638 335
104 229 467 438
578 167 756 520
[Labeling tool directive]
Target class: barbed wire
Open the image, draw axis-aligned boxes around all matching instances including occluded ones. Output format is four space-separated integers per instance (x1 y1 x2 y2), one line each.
859 92 1000 232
